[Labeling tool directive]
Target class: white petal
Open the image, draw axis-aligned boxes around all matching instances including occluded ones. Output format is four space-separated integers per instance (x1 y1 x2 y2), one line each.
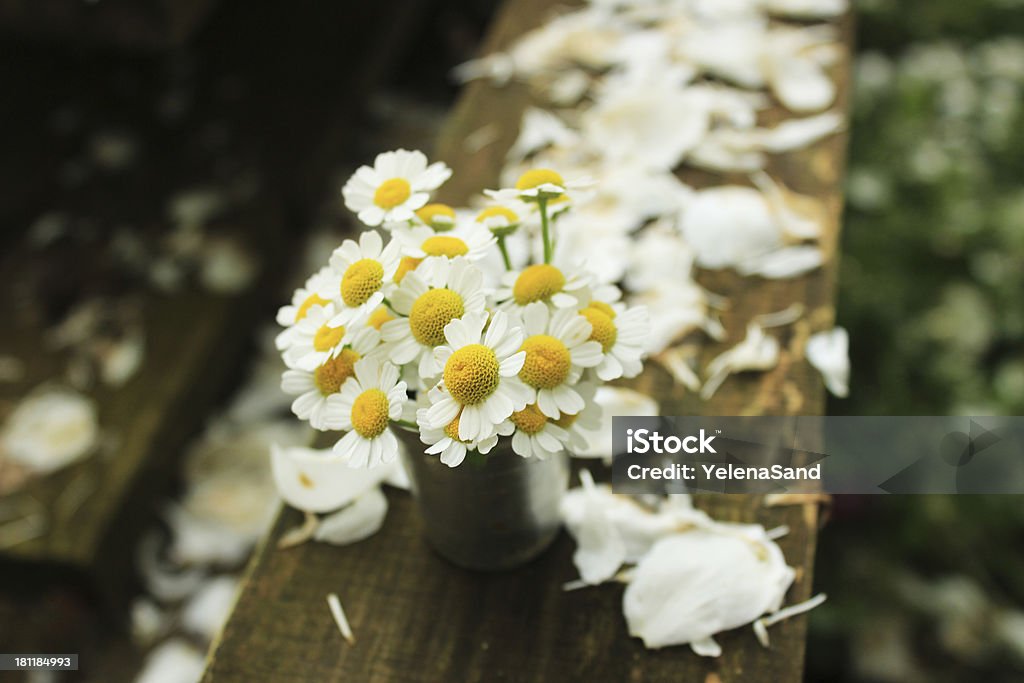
425 397 460 429
271 443 394 512
572 388 659 459
623 529 794 650
560 478 626 585
499 351 527 377
537 390 560 419
805 327 850 398
313 487 388 545
459 404 481 441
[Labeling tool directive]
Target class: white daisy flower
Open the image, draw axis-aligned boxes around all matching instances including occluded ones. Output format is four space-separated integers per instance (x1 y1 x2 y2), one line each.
327 357 408 468
395 221 496 263
280 328 380 431
317 231 402 327
494 256 591 313
280 302 359 371
424 310 532 442
485 168 593 204
505 403 570 460
517 302 603 418
342 149 452 227
415 387 512 468
414 203 457 231
274 266 333 350
381 257 488 378
549 381 603 454
581 302 650 381
365 304 396 332
475 203 525 236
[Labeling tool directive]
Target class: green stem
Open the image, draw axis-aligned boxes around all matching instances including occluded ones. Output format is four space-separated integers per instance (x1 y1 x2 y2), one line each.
394 419 419 432
496 235 512 270
539 197 552 264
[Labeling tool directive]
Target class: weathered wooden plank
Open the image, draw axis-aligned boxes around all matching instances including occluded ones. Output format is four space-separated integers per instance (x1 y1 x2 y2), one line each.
0 220 285 613
202 1 850 680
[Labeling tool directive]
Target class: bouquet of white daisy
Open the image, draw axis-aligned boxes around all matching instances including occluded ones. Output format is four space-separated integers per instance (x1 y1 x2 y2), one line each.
276 149 649 474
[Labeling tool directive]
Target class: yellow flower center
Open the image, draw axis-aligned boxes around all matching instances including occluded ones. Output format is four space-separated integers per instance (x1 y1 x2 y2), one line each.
421 235 469 258
367 306 394 330
341 258 384 307
510 404 548 435
588 300 617 319
295 293 328 322
515 169 564 191
313 349 360 396
582 307 617 353
513 264 566 306
416 203 456 229
351 389 390 438
443 343 500 405
373 178 412 209
519 334 571 389
394 256 422 283
553 411 578 429
313 324 345 352
444 414 468 443
409 289 465 346
476 206 519 225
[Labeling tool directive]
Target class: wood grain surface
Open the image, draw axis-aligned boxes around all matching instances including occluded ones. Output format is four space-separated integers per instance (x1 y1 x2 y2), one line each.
202 0 852 680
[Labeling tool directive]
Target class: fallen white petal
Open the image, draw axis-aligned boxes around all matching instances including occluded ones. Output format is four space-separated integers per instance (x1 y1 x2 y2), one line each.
271 444 395 513
680 186 784 270
0 387 98 474
623 527 795 652
738 246 824 279
754 303 805 329
753 111 844 153
805 327 850 397
327 593 355 644
761 592 827 628
165 505 255 566
654 347 702 393
563 484 714 567
181 576 239 641
762 0 848 19
130 598 168 646
768 55 836 113
701 324 780 400
752 171 825 240
200 238 258 293
313 487 388 546
755 592 828 648
133 639 206 683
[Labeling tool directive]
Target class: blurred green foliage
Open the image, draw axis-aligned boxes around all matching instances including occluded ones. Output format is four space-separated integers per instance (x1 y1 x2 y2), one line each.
811 2 1024 681
836 1 1024 417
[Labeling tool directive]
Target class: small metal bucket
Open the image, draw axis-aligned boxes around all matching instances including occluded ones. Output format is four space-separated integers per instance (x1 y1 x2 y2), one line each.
397 429 569 571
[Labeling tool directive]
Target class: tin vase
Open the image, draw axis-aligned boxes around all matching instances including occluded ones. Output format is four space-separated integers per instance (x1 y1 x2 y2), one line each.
397 430 569 571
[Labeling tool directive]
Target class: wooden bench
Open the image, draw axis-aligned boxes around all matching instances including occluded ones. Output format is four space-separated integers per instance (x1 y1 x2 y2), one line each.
201 1 851 680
